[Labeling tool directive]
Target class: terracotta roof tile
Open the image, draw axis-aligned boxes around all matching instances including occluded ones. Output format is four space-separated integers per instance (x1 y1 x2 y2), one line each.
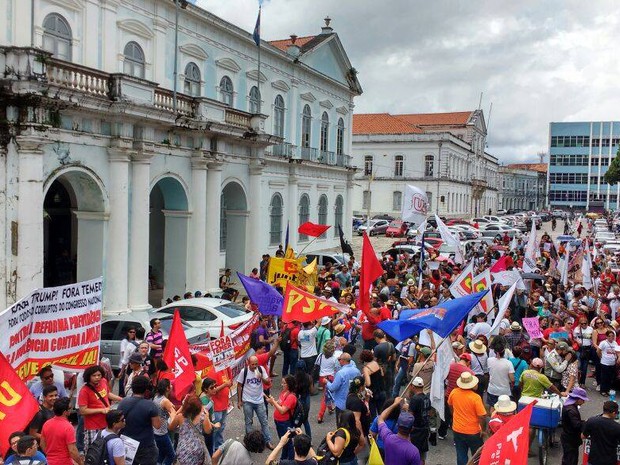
395 111 472 126
269 35 316 52
353 113 424 135
505 163 547 173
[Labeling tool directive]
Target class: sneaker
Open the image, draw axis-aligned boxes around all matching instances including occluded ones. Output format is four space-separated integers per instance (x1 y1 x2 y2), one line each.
317 417 324 424
438 435 447 440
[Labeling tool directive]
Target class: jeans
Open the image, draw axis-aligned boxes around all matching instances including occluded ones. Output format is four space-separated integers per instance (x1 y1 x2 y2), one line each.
600 364 615 394
578 347 591 385
300 394 312 439
275 419 294 460
76 414 85 453
243 401 272 443
282 349 298 376
213 410 228 451
392 364 408 397
453 431 483 465
154 433 175 465
134 443 159 465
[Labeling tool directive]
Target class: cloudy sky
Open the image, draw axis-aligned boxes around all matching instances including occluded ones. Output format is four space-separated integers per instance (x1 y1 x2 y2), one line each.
198 0 620 164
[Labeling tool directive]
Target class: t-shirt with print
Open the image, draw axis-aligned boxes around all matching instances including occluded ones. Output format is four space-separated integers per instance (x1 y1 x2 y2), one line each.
101 429 125 465
599 340 619 366
237 366 269 404
519 369 552 398
78 379 111 430
298 327 318 358
5 452 47 465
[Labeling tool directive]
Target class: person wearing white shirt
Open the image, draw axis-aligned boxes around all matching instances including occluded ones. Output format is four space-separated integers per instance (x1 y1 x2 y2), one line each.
486 349 515 408
597 330 620 396
298 322 319 373
573 318 593 387
236 355 273 447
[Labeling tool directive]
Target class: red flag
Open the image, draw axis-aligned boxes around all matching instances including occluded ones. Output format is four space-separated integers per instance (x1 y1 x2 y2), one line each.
162 310 196 401
490 255 514 273
479 401 534 465
282 282 349 323
0 352 40 455
298 221 331 237
359 233 384 314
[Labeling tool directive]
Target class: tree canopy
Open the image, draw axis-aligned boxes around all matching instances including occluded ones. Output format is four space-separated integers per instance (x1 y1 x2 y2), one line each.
604 147 620 186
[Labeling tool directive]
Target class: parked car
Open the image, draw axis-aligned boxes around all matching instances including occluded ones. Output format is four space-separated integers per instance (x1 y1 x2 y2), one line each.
382 245 422 260
157 298 253 334
481 224 521 239
101 311 210 369
357 219 390 236
371 214 395 221
483 215 505 224
497 209 508 215
304 252 351 268
385 220 408 237
552 209 566 219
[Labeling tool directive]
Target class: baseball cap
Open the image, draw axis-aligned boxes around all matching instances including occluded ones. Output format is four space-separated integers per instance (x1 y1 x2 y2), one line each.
129 353 143 364
459 353 472 362
397 412 415 430
531 358 544 368
412 377 424 387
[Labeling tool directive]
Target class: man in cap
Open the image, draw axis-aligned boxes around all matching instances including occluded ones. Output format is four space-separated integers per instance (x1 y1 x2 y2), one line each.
582 401 620 465
520 358 562 398
561 387 589 465
322 286 338 303
447 372 487 465
124 352 149 397
544 340 570 390
377 397 421 465
407 377 430 463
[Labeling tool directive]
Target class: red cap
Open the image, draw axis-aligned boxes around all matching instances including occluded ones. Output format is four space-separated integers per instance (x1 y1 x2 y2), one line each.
459 353 472 362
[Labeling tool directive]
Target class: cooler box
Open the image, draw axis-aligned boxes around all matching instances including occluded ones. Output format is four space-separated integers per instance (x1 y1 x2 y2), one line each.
518 396 562 428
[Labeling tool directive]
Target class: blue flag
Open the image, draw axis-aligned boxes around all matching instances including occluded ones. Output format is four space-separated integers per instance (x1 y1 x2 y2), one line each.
252 7 261 46
237 272 283 315
378 291 488 341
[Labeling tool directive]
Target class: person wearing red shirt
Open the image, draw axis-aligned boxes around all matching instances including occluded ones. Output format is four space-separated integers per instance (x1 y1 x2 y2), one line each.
78 365 122 453
282 321 300 376
438 354 475 439
266 375 298 460
361 304 383 350
41 397 84 465
210 368 233 450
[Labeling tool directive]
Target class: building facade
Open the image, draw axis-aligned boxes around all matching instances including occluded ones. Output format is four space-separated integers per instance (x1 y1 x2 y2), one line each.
351 111 499 218
0 0 361 312
499 163 547 212
548 121 620 211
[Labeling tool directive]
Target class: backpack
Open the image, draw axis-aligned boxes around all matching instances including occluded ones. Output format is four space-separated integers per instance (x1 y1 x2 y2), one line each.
84 432 118 465
315 428 350 465
280 326 292 352
250 328 261 351
289 393 307 428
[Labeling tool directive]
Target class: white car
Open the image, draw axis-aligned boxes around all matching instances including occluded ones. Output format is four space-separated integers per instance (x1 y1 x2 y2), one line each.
157 298 253 335
481 224 521 239
357 219 390 236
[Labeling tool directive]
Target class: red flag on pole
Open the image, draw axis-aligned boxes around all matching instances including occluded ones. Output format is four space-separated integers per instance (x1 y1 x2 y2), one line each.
282 282 349 323
0 352 40 455
163 310 196 401
479 401 535 465
358 233 384 314
490 255 514 273
298 221 331 237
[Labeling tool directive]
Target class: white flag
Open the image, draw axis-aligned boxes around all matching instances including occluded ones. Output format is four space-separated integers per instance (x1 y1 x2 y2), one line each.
472 269 495 319
491 270 526 290
582 247 593 290
449 261 474 298
489 282 517 336
402 185 428 229
430 339 456 421
560 248 570 286
523 220 537 272
510 235 518 251
435 214 464 264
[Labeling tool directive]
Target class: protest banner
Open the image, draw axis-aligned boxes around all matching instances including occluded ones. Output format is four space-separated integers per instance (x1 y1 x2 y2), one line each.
449 261 474 298
282 282 349 323
267 256 317 290
522 316 543 339
0 277 103 380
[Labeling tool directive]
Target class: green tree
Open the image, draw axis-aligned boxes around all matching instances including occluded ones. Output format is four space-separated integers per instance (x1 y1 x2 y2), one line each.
604 147 620 185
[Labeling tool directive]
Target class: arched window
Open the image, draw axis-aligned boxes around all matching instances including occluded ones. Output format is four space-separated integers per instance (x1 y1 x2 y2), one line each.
269 193 283 245
320 112 329 153
364 155 373 176
393 191 402 211
123 41 145 78
249 86 261 114
301 105 311 148
220 76 233 106
42 13 72 61
334 195 344 236
336 118 345 156
318 195 328 238
394 155 404 177
298 194 310 241
183 62 201 96
274 95 285 138
425 155 434 177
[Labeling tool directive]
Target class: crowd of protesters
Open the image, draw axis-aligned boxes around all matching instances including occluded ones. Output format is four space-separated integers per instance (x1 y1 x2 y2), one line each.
7 213 620 465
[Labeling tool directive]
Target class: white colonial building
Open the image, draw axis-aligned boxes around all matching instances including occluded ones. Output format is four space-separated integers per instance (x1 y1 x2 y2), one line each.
351 111 499 218
499 163 547 212
0 0 361 312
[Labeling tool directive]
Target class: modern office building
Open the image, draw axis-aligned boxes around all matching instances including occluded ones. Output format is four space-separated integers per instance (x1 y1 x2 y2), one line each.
548 122 620 211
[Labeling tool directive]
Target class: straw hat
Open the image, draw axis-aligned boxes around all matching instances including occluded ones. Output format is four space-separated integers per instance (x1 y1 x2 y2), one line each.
510 321 522 331
468 340 487 355
456 372 479 390
333 324 345 334
494 395 517 413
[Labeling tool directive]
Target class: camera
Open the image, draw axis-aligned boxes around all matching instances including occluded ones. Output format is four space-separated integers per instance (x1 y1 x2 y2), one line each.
287 427 297 438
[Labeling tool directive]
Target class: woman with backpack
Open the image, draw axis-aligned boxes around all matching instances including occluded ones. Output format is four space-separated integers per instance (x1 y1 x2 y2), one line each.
152 379 179 465
316 341 339 424
322 410 364 465
265 375 297 461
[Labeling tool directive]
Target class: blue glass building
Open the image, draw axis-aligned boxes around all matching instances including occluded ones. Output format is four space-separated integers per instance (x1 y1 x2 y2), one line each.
548 122 620 210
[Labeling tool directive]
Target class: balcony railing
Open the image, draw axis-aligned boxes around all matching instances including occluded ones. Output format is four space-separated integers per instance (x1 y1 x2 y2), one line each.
300 146 319 162
153 88 194 116
318 150 335 165
271 143 296 158
47 59 109 97
225 108 251 128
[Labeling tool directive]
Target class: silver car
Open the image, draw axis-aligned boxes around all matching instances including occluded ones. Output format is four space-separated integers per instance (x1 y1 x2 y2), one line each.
357 219 390 236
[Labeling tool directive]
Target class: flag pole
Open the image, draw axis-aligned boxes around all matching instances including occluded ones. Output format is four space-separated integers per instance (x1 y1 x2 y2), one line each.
400 335 456 396
298 235 321 256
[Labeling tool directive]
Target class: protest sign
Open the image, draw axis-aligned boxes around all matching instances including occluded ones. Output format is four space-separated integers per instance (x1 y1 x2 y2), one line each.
267 256 317 290
522 316 543 339
0 278 103 380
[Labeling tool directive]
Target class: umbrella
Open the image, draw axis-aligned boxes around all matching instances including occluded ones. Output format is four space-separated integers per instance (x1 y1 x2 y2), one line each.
520 272 545 281
556 235 576 242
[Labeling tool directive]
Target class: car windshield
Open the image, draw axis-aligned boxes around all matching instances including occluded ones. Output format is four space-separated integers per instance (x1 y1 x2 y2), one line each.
389 221 402 227
215 302 248 318
439 244 458 253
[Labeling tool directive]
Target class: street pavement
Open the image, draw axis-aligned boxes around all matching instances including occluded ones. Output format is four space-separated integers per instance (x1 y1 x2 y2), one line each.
222 222 602 465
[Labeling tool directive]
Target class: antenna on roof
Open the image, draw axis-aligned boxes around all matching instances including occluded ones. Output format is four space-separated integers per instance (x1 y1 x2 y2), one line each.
486 102 493 148
478 92 483 110
538 151 546 163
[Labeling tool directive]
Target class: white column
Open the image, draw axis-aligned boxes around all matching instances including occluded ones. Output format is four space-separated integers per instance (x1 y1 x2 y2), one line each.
15 132 45 298
287 170 298 251
106 146 131 313
0 146 7 310
188 153 208 290
289 79 299 148
128 151 152 310
205 161 223 288
248 159 264 273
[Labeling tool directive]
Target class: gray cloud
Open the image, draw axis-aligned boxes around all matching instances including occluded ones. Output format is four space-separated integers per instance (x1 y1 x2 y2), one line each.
198 0 620 163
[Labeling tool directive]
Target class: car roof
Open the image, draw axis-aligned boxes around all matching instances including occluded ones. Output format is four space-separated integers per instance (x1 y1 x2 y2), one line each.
159 297 235 309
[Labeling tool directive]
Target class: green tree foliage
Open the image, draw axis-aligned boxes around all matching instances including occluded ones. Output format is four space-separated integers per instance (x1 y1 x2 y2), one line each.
604 147 620 185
